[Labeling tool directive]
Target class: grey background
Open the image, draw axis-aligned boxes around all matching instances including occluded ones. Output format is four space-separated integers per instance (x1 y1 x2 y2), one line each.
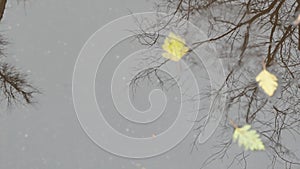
0 0 294 169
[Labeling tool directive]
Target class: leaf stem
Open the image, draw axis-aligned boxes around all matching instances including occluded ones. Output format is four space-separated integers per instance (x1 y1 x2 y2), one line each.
262 59 266 70
229 119 238 129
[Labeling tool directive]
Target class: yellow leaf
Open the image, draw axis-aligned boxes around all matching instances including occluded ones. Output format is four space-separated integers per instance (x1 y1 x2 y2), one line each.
256 69 278 96
233 125 265 151
162 32 189 61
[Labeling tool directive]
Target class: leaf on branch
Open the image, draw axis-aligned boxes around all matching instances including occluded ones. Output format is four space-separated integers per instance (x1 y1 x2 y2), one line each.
233 125 265 151
256 69 278 96
162 32 189 62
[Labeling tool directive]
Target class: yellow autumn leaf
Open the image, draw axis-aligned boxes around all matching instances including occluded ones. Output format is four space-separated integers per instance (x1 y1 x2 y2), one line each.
233 125 265 151
162 32 189 62
256 69 278 96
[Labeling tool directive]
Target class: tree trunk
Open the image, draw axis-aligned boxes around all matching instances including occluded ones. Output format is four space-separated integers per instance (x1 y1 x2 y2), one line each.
0 0 7 22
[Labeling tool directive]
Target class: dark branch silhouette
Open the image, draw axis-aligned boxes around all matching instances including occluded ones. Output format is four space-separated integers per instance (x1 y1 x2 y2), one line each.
131 0 300 168
0 0 39 107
